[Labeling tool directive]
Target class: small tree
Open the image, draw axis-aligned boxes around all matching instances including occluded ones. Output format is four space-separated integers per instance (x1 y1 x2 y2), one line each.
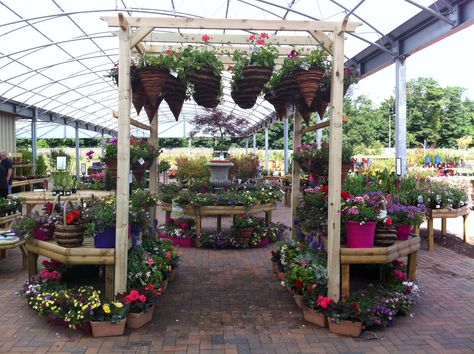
189 109 249 154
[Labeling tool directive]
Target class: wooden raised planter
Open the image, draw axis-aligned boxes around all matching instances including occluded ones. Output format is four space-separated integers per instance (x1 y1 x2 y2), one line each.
427 206 471 251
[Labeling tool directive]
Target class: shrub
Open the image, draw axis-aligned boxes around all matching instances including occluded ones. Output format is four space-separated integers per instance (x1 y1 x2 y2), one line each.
228 154 259 180
175 156 210 181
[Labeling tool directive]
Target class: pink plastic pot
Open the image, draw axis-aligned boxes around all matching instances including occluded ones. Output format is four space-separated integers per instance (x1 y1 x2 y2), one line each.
345 221 376 248
395 224 412 241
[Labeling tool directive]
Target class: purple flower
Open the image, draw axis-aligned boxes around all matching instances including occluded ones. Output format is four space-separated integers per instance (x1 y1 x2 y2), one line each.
110 136 118 145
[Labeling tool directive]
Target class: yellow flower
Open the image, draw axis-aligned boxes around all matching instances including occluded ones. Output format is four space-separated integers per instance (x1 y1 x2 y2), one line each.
113 302 123 308
102 304 111 313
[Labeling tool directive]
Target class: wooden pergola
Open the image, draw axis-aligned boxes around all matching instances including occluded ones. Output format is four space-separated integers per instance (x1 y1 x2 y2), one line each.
102 14 361 302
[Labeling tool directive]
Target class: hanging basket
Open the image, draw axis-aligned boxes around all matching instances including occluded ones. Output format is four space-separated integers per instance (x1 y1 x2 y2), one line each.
143 97 164 123
231 65 272 109
104 158 117 179
54 200 85 248
186 66 221 108
264 92 288 119
163 74 186 120
131 79 147 116
131 158 154 182
294 68 325 107
135 67 169 104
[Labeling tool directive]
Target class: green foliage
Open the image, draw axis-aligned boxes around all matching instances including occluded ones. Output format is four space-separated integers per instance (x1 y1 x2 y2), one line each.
175 156 210 181
50 171 74 190
104 170 114 191
228 154 259 180
48 149 72 171
35 154 48 176
83 197 116 235
136 52 178 72
179 45 225 77
158 160 171 173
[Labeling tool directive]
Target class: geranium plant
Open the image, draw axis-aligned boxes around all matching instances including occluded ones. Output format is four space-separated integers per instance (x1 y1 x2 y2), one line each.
158 217 195 239
229 33 279 88
292 142 353 173
177 35 225 77
118 284 161 314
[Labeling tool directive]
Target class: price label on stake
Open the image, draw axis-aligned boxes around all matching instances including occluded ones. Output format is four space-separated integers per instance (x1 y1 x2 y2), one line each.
138 157 145 166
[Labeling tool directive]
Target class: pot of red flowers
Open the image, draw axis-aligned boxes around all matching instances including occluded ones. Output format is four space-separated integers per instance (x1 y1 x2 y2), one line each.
233 214 258 248
53 201 85 247
302 294 332 328
90 301 128 337
327 299 363 337
342 195 381 248
158 217 195 247
387 202 426 241
119 284 161 329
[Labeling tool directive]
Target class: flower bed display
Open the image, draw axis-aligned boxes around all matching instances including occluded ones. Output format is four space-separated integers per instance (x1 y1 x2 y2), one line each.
272 239 421 336
158 217 195 247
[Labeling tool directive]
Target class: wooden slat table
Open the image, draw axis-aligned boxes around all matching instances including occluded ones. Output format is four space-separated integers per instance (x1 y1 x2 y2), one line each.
427 206 471 251
340 236 420 296
0 230 27 268
160 203 276 246
26 238 115 299
10 190 114 215
0 213 21 228
12 178 46 192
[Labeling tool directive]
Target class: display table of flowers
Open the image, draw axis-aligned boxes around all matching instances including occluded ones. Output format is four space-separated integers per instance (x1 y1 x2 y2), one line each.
0 229 27 267
160 202 276 246
427 205 471 251
9 190 113 215
25 237 115 299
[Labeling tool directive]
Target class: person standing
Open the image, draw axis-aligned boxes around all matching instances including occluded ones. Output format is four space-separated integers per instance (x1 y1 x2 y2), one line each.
0 151 13 195
0 164 7 198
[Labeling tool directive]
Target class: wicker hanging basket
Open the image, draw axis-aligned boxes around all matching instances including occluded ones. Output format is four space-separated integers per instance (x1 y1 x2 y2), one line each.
54 200 85 248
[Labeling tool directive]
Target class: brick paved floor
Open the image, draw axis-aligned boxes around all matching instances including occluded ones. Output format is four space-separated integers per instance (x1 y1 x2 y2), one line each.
0 203 473 353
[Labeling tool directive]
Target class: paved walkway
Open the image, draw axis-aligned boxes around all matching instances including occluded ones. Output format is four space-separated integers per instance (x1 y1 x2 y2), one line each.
0 204 473 353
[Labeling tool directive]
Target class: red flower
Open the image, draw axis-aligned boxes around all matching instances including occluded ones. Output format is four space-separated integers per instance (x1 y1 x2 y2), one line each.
317 295 333 309
384 216 393 225
130 139 139 145
295 279 304 289
166 218 174 225
321 185 329 193
71 209 81 217
165 49 173 55
248 34 256 41
45 202 54 214
138 295 147 302
65 213 75 225
256 39 265 45
180 222 189 230
341 191 352 200
165 251 172 260
144 284 155 291
146 258 154 266
259 32 269 39
201 34 210 42
128 289 139 301
227 65 233 71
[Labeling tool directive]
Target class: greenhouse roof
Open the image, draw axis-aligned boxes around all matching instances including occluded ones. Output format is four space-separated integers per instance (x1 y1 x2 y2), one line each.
1 0 472 138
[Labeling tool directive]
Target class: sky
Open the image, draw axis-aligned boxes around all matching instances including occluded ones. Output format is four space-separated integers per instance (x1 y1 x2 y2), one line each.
353 25 474 105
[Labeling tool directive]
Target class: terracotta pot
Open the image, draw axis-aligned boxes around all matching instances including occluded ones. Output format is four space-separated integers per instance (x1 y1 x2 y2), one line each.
126 304 155 329
161 278 169 293
238 227 254 248
294 293 303 309
302 307 329 327
90 319 126 337
328 319 362 337
136 67 169 104
294 68 325 107
54 224 85 247
104 158 117 179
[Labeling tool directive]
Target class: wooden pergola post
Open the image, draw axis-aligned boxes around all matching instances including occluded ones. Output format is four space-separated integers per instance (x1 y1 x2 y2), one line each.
326 21 347 302
114 14 131 296
290 110 302 239
149 113 158 218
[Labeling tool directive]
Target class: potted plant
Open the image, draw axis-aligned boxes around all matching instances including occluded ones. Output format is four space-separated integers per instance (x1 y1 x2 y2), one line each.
302 294 332 328
230 33 279 109
53 201 85 247
387 202 426 240
233 214 258 247
90 300 128 337
178 35 224 108
341 195 382 248
11 211 57 241
118 285 161 329
327 300 364 337
157 217 196 247
83 197 117 248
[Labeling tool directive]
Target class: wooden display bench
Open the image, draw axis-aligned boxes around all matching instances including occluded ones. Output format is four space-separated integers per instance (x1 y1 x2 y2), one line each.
26 238 115 299
0 213 21 228
12 178 45 192
0 231 27 268
10 190 114 215
340 236 420 296
160 203 276 246
427 206 471 251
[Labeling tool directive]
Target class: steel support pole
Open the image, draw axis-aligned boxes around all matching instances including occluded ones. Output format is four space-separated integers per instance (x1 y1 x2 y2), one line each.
101 131 105 159
264 127 269 172
75 124 80 178
31 109 38 173
395 57 407 176
253 133 257 155
316 113 322 148
283 116 289 174
245 139 248 156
